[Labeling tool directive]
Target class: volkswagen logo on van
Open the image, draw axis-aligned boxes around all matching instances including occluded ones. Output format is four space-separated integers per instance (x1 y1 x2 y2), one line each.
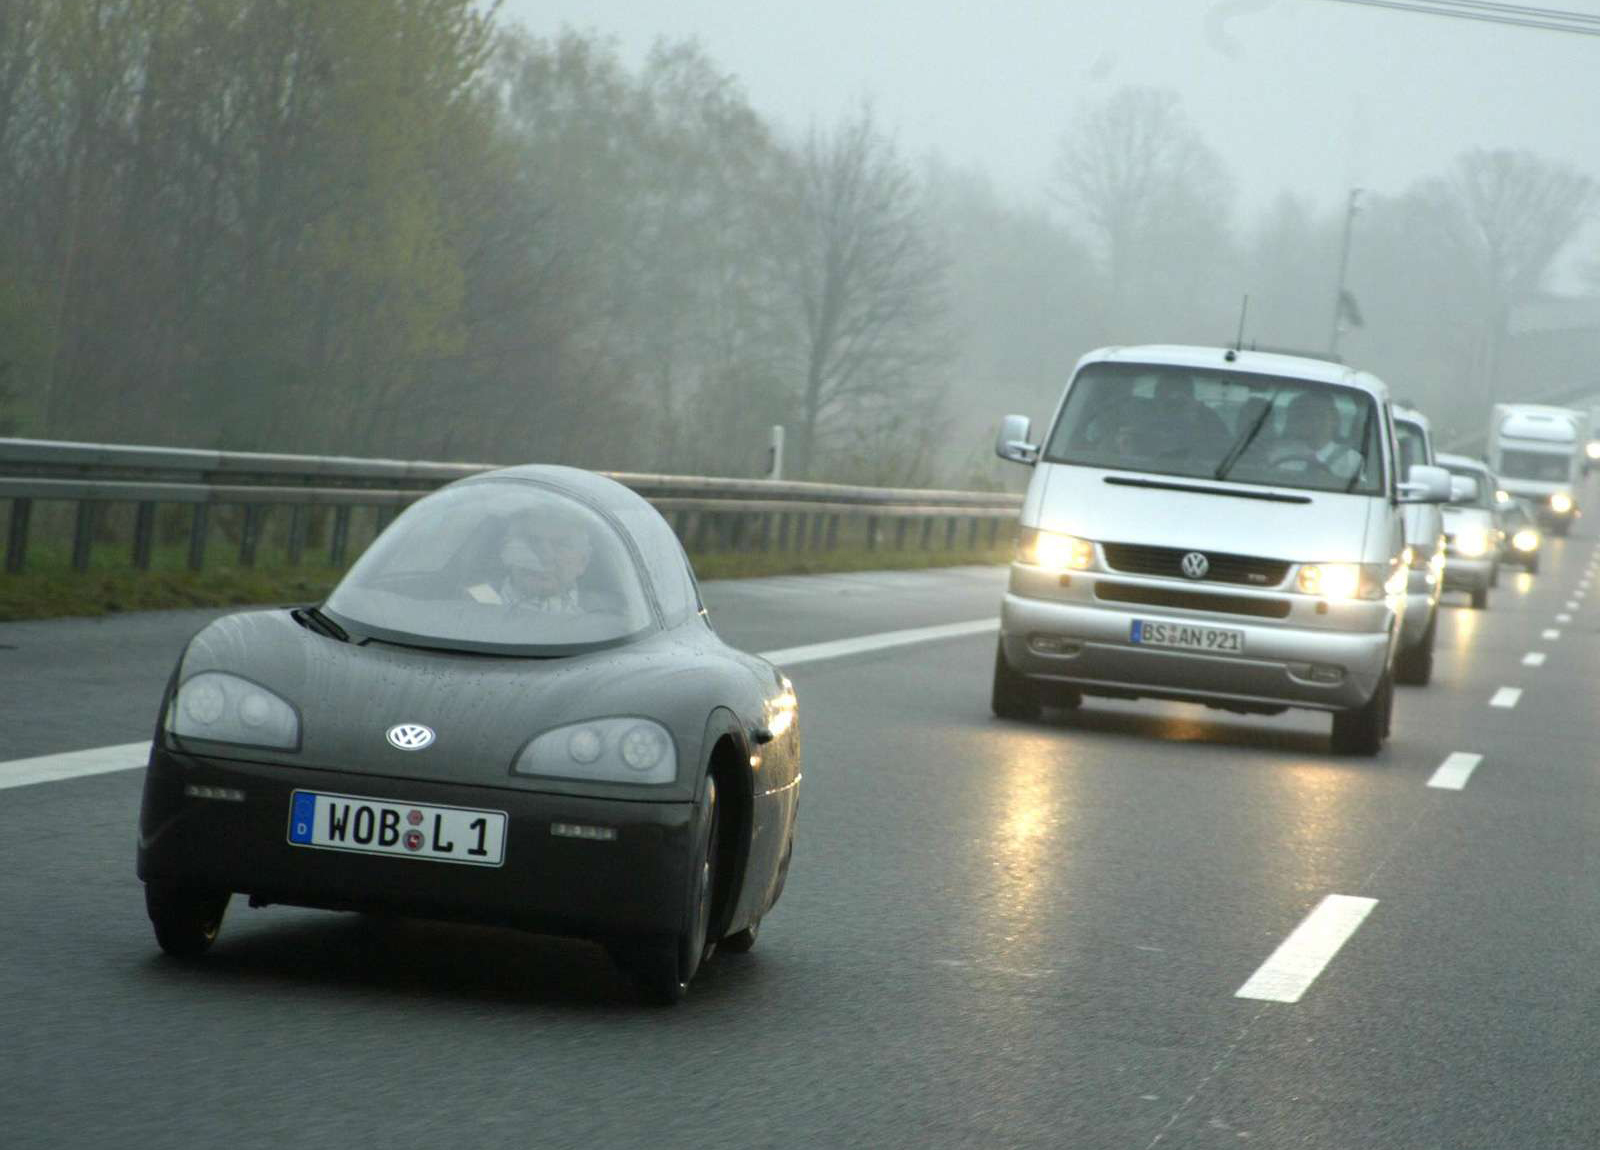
1180 552 1210 580
386 723 435 751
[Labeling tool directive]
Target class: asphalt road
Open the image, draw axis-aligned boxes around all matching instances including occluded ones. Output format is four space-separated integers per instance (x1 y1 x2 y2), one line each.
3 544 1600 1148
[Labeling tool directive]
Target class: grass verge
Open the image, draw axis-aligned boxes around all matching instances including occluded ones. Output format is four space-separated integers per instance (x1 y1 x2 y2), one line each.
0 547 1011 623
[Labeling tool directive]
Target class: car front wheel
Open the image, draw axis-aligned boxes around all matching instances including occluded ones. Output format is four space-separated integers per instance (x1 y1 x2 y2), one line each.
1330 672 1392 756
146 884 230 958
1393 609 1436 686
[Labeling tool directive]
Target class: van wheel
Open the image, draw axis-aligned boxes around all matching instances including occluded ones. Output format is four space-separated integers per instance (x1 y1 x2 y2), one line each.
1526 554 1540 575
1393 610 1436 686
991 640 1041 721
1330 672 1391 756
1470 586 1488 610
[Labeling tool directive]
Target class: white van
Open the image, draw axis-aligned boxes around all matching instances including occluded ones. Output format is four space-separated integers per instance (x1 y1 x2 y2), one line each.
1486 404 1582 534
993 345 1450 755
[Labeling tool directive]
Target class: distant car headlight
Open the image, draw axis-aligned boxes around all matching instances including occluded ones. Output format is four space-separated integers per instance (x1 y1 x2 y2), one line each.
1016 528 1094 572
514 718 677 785
169 671 300 749
1586 442 1600 461
1494 489 1511 505
1453 527 1490 557
1550 492 1574 515
1513 529 1540 553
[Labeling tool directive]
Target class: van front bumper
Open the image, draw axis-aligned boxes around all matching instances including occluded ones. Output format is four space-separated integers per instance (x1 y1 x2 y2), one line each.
1001 590 1393 713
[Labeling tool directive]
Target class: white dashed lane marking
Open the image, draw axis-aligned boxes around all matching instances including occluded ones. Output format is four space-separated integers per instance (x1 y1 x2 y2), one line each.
1490 687 1523 709
0 743 150 791
1542 629 1561 640
1236 895 1379 1004
1522 652 1547 667
1428 752 1483 791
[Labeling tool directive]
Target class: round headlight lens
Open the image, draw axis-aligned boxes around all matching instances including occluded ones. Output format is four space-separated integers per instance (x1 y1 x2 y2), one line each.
237 692 273 728
619 724 667 772
568 727 603 764
182 679 226 726
1551 492 1574 514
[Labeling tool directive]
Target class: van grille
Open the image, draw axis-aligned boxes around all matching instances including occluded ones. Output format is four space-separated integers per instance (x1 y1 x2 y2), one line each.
1094 581 1292 619
1100 542 1290 587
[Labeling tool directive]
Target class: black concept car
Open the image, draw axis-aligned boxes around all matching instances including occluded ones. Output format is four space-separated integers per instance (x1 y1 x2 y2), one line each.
137 465 801 1003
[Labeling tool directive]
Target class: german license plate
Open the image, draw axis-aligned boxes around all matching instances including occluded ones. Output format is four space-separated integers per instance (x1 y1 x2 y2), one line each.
1130 619 1245 653
287 790 507 867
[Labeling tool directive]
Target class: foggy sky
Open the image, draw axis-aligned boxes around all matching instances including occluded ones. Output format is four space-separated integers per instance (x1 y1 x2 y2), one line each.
499 0 1595 240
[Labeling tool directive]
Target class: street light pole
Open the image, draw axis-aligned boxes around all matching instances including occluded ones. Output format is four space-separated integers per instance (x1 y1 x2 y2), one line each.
1329 187 1362 358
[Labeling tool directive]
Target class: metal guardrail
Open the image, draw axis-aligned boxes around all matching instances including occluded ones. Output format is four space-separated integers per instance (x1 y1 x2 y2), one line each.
0 438 1023 574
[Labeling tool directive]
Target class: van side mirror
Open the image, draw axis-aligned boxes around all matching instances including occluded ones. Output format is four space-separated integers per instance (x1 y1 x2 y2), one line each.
996 414 1038 465
1447 475 1478 504
1397 464 1451 503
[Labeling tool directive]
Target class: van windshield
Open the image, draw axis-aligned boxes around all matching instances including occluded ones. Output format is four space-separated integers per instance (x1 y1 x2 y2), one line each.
1498 449 1571 482
1042 363 1385 495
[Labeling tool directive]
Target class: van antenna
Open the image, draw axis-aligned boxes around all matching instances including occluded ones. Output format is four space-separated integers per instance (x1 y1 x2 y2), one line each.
1228 294 1249 361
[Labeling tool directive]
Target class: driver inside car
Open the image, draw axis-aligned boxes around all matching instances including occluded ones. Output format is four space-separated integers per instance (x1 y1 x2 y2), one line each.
467 510 594 613
1268 391 1364 480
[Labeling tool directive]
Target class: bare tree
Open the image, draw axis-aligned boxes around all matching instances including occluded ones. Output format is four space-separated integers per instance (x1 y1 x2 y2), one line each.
1429 149 1596 401
1049 86 1233 333
775 105 948 479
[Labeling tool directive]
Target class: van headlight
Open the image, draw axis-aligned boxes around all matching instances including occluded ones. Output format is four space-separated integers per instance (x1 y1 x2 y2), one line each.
1512 529 1540 553
1453 527 1490 557
1587 442 1600 461
1297 562 1392 600
169 672 300 750
1550 492 1574 515
513 718 677 784
1016 528 1094 572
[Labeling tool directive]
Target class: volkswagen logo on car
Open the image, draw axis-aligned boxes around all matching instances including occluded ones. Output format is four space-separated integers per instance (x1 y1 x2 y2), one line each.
1180 552 1210 580
386 723 435 751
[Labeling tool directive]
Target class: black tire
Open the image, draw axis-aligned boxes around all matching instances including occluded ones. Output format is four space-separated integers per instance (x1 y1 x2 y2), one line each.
1470 585 1488 610
1526 554 1541 575
720 919 759 954
1330 672 1392 756
991 640 1041 721
613 775 719 1005
146 884 230 958
1489 563 1499 589
1393 609 1436 686
1553 520 1571 538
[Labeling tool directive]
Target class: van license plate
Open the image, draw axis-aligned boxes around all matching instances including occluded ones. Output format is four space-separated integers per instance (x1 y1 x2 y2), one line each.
1130 619 1244 653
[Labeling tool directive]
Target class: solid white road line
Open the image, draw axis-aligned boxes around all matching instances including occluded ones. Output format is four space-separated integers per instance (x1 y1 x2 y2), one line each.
0 742 150 791
2 618 1006 789
1490 687 1523 709
1522 652 1547 667
759 617 998 667
1542 629 1561 640
1428 752 1484 791
1235 895 1379 1004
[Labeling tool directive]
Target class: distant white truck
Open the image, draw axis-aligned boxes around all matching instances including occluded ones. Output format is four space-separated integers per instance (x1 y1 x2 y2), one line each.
1486 404 1583 535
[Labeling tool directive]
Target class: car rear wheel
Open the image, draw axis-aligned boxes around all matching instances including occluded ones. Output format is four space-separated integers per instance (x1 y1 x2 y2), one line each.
146 884 230 958
1393 609 1436 686
612 775 719 1005
991 640 1042 721
1330 671 1391 756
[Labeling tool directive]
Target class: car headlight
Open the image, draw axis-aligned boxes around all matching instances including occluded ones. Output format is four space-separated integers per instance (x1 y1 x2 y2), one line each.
513 718 677 784
1550 492 1574 514
1297 562 1362 599
1494 489 1511 505
1513 528 1540 553
1587 442 1600 461
1016 528 1094 572
1453 527 1489 557
168 671 300 749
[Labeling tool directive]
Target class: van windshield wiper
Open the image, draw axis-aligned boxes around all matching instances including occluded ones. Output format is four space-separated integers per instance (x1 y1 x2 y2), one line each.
1214 391 1279 481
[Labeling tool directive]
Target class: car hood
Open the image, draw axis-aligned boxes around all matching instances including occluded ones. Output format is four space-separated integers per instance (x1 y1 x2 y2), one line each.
168 610 757 800
1024 464 1383 563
